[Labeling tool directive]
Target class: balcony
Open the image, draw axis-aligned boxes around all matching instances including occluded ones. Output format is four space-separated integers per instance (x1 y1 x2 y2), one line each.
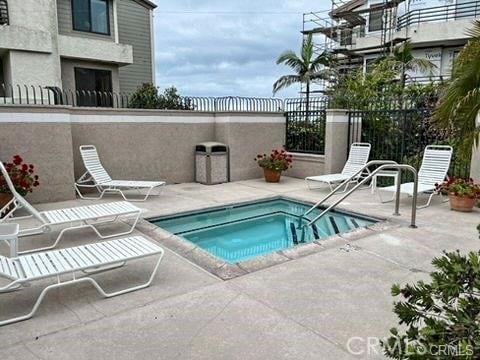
0 0 8 25
58 35 133 65
397 1 480 30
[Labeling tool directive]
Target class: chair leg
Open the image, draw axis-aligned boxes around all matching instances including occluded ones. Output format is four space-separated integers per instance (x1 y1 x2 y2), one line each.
0 280 22 294
0 252 163 326
74 184 110 200
378 189 394 204
90 211 141 239
116 185 163 202
417 192 436 209
86 253 164 297
18 212 141 254
0 281 62 326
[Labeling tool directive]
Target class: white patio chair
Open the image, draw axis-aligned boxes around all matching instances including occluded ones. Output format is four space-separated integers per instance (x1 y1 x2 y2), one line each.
305 143 371 192
0 236 164 326
378 145 453 208
75 145 166 201
0 161 142 255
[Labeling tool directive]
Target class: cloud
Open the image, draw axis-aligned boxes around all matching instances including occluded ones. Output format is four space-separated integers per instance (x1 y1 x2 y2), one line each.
153 0 328 98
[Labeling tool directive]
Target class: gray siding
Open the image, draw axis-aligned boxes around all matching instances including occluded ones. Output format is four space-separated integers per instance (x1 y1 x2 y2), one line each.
57 0 115 41
117 0 153 93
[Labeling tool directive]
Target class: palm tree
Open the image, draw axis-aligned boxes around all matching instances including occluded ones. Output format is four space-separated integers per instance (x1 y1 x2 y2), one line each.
273 34 332 114
435 20 480 160
390 40 437 88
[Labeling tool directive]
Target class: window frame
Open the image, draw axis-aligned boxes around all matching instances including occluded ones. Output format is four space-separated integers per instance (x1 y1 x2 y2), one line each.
74 67 113 107
368 4 384 32
71 0 111 36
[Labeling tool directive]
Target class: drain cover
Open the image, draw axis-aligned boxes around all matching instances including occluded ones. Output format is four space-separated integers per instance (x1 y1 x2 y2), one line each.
340 244 360 252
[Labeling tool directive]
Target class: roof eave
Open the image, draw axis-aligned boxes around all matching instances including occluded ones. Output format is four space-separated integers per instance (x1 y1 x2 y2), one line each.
133 0 157 10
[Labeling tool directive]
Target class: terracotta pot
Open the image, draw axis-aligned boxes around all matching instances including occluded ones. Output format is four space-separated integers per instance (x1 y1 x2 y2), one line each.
263 168 282 183
448 193 477 212
0 193 13 218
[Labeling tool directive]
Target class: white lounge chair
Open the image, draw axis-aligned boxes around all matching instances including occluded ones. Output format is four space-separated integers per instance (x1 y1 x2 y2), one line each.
0 236 164 326
75 145 166 201
378 145 453 208
0 161 142 255
305 143 371 192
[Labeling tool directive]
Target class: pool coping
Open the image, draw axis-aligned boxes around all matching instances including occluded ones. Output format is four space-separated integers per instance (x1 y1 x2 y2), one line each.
137 195 397 280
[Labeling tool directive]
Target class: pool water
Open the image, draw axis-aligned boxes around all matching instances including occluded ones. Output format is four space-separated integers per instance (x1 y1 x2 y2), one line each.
151 198 375 264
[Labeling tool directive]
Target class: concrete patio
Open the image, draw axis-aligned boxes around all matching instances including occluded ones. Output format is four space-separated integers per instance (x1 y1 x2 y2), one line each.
1 177 478 359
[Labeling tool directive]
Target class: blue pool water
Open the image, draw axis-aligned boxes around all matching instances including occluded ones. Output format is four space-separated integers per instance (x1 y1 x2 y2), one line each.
151 198 376 264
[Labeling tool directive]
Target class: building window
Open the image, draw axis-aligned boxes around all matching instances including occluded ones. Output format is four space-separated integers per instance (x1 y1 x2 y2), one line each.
74 67 112 107
0 0 9 26
368 4 384 32
72 0 109 35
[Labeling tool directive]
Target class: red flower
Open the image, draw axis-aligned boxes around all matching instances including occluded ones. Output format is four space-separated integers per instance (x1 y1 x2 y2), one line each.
13 155 23 165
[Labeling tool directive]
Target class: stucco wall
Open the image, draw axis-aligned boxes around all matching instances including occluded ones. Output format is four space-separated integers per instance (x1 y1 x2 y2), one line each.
0 107 75 203
0 106 286 203
214 114 286 181
70 110 216 184
285 153 325 179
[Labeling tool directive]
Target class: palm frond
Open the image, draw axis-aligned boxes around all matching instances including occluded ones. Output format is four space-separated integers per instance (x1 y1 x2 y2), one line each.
272 75 301 95
434 33 480 158
276 51 305 73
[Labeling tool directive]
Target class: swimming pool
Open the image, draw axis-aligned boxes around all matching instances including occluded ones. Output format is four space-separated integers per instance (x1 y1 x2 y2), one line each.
151 198 376 264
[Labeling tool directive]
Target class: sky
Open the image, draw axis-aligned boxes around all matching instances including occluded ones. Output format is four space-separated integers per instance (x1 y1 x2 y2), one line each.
153 0 329 98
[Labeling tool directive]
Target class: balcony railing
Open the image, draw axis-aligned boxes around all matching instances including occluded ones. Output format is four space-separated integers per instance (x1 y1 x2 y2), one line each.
0 0 8 25
397 1 480 30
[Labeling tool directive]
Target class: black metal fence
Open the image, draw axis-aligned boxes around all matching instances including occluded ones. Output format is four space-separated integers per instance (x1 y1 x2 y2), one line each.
0 83 285 112
348 99 471 180
397 0 480 30
284 97 328 154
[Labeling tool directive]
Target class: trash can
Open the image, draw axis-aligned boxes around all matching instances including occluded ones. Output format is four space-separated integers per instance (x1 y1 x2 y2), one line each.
195 142 229 185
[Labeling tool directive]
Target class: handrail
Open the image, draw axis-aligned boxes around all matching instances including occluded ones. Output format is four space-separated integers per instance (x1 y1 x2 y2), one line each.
299 164 419 241
307 164 418 227
299 160 398 223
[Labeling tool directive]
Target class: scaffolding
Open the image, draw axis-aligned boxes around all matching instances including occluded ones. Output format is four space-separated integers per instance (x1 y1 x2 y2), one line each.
302 0 407 94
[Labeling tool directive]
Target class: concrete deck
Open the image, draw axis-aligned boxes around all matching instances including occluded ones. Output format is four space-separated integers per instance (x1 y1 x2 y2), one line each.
1 177 479 359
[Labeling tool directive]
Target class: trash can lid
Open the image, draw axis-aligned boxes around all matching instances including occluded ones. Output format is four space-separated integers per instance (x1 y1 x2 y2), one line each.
196 141 227 147
195 142 228 153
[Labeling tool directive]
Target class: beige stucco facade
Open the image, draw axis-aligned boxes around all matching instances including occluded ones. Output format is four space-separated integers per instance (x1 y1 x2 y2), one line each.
0 107 287 203
0 0 154 96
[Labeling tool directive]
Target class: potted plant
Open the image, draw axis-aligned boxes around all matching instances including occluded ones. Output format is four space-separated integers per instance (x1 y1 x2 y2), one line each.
0 155 39 213
435 177 480 212
255 149 293 183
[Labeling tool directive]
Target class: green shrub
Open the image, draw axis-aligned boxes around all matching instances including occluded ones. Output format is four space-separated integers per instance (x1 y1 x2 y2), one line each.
382 250 480 359
128 84 192 110
128 83 160 109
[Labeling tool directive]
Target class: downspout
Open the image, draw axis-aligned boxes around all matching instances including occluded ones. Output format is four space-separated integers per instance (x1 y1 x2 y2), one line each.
113 0 119 43
150 8 156 85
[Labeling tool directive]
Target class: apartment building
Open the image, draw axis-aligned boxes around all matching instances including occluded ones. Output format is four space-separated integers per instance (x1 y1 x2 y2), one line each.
0 0 156 103
303 0 480 85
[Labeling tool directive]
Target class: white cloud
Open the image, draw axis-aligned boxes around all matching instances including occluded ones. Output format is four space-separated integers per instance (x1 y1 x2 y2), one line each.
153 0 329 98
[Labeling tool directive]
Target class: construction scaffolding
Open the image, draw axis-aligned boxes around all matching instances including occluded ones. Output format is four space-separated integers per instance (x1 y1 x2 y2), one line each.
302 0 407 94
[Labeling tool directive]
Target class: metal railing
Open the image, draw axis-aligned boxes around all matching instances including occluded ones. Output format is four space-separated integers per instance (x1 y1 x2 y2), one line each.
347 98 471 179
397 1 480 30
297 160 419 241
0 83 333 113
0 0 8 25
284 97 328 154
